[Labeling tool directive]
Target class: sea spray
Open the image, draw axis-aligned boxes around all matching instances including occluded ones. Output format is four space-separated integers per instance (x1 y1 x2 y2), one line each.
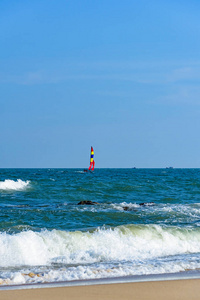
0 179 30 191
1 225 200 268
1 225 200 285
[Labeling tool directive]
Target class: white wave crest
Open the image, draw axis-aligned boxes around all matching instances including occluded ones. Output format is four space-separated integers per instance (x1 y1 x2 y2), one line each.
0 179 30 191
1 225 200 285
0 225 200 268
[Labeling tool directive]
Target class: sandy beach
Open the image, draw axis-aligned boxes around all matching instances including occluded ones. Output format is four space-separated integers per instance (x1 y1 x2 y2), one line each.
0 277 200 300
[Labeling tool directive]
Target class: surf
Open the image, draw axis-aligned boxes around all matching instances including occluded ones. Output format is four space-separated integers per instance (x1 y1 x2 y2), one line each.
1 225 200 268
1 225 200 285
0 179 30 191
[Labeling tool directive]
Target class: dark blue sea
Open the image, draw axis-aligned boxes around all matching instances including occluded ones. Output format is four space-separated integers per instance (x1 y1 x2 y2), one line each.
1 168 200 285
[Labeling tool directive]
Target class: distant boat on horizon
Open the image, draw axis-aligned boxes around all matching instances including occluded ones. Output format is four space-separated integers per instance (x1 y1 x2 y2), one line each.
84 147 95 172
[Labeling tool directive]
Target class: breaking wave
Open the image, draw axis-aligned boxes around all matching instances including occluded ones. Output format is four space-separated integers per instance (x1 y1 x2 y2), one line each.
1 224 200 285
1 224 200 268
0 179 30 191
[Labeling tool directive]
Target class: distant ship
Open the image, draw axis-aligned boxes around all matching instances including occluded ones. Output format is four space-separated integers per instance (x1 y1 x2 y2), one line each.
84 147 95 172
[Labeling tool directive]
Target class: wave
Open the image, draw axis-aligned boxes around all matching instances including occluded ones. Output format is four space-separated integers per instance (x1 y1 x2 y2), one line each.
111 202 140 210
0 224 200 268
0 179 30 191
1 225 200 285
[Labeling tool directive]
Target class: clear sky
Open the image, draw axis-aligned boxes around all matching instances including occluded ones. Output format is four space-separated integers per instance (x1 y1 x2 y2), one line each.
1 0 200 168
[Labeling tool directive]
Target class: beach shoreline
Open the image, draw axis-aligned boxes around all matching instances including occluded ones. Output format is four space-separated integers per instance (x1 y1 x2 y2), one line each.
1 269 200 291
1 272 200 300
1 270 200 291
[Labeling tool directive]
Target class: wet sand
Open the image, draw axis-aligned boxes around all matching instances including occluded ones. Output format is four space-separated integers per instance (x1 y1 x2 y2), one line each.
0 278 200 300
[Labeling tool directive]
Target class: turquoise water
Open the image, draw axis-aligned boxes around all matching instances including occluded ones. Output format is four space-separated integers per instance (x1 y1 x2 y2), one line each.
1 168 200 285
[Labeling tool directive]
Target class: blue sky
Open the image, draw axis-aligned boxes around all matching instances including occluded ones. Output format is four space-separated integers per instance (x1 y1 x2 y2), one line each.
1 0 200 168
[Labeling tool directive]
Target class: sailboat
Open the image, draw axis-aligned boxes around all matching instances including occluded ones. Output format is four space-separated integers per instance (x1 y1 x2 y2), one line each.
84 147 95 172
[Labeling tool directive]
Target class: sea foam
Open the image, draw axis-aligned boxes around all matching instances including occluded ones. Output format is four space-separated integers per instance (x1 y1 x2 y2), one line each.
1 225 200 285
1 225 200 268
0 179 30 191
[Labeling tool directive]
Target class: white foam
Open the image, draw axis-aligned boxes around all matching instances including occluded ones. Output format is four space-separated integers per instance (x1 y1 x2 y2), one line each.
0 179 30 191
151 204 200 220
1 226 200 285
111 202 140 211
0 225 200 267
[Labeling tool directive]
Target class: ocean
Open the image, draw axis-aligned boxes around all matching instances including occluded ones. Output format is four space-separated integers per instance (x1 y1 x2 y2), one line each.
0 168 200 285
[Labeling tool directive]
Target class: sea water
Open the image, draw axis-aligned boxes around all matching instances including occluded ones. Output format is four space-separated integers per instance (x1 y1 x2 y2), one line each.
0 168 200 285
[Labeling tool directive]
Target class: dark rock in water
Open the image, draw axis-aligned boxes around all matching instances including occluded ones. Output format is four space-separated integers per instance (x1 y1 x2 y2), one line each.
123 206 129 211
139 202 155 206
77 200 100 205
